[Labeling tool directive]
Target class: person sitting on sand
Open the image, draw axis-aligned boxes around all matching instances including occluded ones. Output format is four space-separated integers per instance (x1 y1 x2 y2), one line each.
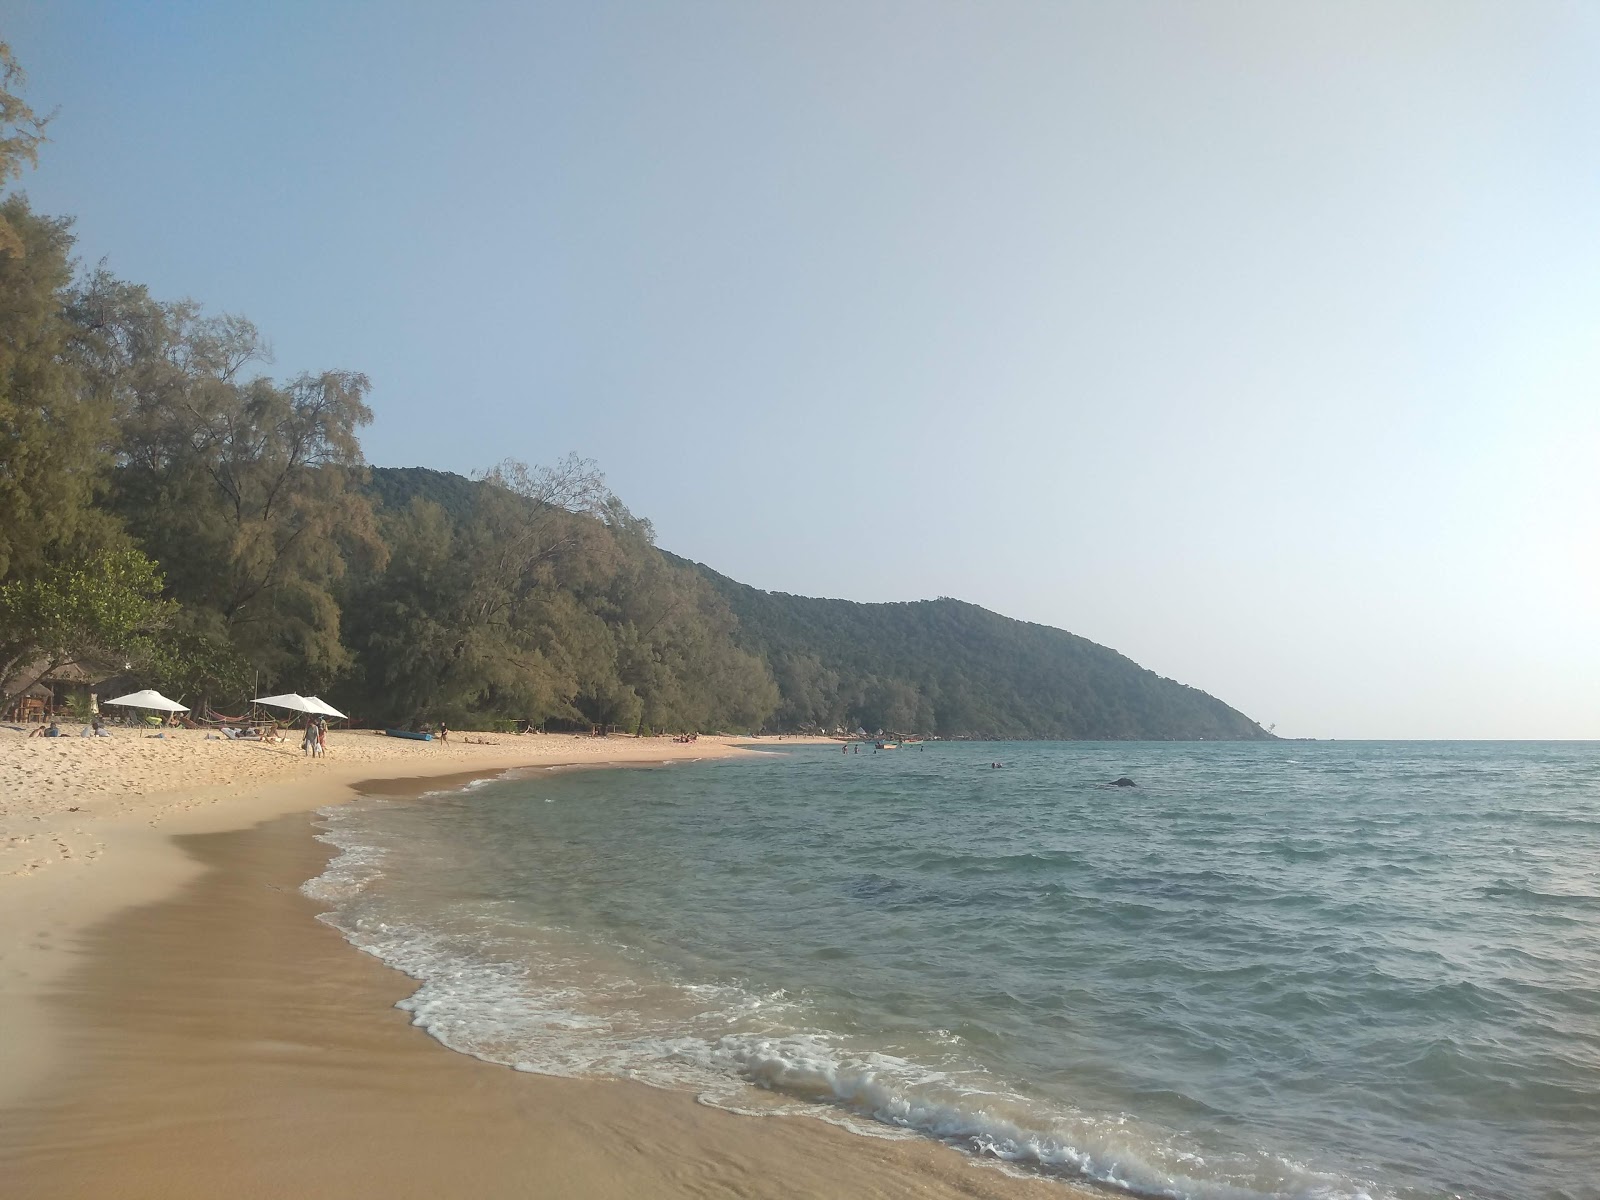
30 721 61 738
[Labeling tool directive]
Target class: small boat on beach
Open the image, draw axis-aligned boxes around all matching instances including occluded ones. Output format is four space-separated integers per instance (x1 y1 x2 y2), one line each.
384 728 434 741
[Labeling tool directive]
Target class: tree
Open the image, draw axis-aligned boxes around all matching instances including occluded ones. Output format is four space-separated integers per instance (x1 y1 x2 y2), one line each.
146 612 250 707
0 41 50 257
340 464 778 733
0 546 174 714
338 497 515 723
87 279 386 687
0 199 119 579
342 458 622 725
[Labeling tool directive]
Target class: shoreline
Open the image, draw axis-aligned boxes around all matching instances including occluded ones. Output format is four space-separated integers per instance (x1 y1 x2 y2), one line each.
0 729 806 1107
0 733 1085 1199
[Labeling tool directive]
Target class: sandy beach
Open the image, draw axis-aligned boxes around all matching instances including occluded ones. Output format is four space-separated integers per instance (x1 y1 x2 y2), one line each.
0 728 1079 1199
0 723 764 880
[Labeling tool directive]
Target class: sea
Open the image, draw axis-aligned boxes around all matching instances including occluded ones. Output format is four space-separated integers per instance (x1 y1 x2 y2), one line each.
303 741 1600 1200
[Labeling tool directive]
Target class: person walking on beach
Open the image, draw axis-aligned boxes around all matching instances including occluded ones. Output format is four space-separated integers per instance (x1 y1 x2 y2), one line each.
302 716 319 757
317 716 328 756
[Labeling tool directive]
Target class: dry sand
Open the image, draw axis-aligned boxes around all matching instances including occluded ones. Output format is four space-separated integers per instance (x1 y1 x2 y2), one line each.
0 728 1085 1198
0 723 755 877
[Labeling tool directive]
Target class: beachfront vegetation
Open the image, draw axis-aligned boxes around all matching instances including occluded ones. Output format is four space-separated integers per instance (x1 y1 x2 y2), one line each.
0 43 1269 738
0 547 174 717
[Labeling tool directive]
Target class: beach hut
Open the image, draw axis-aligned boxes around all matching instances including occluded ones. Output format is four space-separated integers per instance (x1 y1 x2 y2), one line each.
3 678 52 724
3 658 116 721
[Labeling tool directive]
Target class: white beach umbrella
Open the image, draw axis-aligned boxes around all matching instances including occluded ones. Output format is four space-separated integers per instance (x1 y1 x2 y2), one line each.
301 696 348 720
104 689 190 712
252 693 319 714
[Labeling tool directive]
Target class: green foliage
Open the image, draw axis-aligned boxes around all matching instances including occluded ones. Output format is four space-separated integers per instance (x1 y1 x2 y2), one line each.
0 44 46 186
0 546 175 713
338 468 777 732
0 43 49 257
677 558 1272 740
0 199 119 579
79 273 385 687
362 465 481 525
146 611 251 703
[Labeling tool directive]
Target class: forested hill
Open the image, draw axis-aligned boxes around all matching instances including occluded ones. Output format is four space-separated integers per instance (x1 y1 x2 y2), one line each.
363 470 1267 739
673 557 1272 740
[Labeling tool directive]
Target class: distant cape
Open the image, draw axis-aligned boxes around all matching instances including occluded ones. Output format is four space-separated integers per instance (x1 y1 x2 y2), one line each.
677 555 1271 741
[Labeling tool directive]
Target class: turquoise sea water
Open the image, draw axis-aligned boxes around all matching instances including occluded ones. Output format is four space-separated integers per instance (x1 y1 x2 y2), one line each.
306 742 1600 1200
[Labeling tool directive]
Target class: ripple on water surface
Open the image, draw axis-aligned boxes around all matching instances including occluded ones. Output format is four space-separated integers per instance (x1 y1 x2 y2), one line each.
305 741 1600 1200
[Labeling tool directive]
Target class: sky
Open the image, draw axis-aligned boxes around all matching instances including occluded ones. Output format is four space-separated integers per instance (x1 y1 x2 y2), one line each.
7 0 1600 738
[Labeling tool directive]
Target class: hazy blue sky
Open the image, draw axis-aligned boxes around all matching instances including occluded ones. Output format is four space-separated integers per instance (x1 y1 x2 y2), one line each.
8 1 1599 738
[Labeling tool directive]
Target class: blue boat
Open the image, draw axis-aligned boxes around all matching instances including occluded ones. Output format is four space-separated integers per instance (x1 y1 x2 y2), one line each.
384 728 434 741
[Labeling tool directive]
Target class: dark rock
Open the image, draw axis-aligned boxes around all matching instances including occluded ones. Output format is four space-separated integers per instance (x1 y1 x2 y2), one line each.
1110 777 1137 787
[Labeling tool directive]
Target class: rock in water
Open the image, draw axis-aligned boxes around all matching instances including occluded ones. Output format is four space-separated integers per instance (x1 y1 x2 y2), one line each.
1111 777 1137 787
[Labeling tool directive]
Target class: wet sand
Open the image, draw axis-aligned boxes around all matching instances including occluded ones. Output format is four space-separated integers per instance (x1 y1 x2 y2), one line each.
0 800 1080 1200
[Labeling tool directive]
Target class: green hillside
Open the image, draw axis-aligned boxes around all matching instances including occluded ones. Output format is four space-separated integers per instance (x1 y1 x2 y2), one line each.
675 557 1271 740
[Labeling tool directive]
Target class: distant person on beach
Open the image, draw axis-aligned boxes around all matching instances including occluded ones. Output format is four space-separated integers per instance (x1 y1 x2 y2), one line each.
438 722 449 743
302 717 319 756
30 721 60 738
317 717 328 755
